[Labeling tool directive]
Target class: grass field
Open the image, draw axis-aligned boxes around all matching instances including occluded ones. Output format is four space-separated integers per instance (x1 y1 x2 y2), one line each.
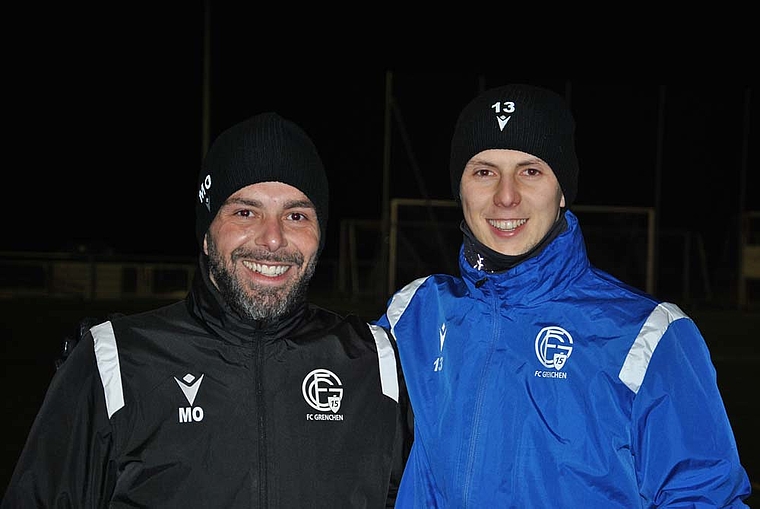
2 295 758 503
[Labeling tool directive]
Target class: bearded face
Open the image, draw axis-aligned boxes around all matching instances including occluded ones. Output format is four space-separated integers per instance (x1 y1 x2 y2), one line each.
206 235 317 321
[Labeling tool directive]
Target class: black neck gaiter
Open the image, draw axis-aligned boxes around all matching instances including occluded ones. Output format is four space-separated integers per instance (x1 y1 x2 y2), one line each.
462 211 568 273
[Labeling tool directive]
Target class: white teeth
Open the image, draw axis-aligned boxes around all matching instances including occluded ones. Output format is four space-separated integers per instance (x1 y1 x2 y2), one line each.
488 219 527 231
242 261 289 277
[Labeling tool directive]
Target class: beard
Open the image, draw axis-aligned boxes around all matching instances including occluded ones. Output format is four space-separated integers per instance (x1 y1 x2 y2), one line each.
206 236 317 322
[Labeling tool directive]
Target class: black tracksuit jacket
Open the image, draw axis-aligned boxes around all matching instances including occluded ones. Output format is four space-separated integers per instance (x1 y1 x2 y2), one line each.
2 258 412 508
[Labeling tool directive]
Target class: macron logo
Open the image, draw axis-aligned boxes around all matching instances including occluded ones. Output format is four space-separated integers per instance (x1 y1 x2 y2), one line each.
175 373 204 405
497 115 511 131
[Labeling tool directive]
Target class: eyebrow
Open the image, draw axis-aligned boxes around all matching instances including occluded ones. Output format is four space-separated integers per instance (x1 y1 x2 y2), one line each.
465 158 498 169
515 157 546 167
284 199 316 210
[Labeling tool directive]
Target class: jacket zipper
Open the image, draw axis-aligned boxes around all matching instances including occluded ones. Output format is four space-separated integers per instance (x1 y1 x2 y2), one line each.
255 333 268 507
462 278 498 507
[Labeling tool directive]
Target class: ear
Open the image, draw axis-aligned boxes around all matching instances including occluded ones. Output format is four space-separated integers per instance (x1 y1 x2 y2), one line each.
560 191 566 209
202 233 209 255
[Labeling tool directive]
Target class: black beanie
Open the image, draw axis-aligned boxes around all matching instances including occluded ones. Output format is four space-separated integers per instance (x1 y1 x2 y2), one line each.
195 112 329 255
449 84 579 207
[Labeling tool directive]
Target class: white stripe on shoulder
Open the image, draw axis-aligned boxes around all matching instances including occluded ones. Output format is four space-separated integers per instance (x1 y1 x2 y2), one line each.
368 324 399 402
91 321 125 418
618 302 687 394
386 276 429 336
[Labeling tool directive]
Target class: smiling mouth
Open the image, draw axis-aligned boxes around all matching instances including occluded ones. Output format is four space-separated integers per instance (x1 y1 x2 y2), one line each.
488 218 527 231
242 261 290 277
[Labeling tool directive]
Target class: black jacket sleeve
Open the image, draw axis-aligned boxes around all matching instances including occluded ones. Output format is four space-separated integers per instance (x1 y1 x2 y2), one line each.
1 333 116 508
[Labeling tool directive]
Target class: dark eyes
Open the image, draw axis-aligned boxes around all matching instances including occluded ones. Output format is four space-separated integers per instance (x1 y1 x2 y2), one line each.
471 167 541 178
233 210 308 221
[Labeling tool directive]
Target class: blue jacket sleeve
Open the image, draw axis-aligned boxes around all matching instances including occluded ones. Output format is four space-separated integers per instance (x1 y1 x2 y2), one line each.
632 318 752 507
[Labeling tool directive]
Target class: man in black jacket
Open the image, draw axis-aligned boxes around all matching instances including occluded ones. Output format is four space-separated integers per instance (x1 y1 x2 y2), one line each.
3 112 412 508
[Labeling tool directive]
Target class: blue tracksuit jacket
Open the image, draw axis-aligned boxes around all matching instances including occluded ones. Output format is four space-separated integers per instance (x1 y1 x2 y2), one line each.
376 210 751 508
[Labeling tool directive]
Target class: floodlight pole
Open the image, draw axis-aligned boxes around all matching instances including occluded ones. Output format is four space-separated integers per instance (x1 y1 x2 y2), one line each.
652 85 666 297
381 71 393 298
201 0 212 160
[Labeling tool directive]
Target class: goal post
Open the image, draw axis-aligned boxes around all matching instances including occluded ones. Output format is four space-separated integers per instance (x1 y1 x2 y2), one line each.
388 198 461 295
572 205 656 295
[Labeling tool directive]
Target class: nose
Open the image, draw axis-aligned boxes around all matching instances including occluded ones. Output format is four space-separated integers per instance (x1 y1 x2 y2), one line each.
493 175 520 207
255 216 287 251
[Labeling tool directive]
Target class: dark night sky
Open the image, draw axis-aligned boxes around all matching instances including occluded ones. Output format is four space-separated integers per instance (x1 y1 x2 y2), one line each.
6 5 758 276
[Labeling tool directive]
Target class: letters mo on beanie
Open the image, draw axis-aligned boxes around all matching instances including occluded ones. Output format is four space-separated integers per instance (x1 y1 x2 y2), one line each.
449 83 579 207
195 112 329 254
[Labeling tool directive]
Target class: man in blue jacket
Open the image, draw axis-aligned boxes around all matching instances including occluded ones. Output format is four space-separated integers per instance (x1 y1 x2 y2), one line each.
376 84 752 507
